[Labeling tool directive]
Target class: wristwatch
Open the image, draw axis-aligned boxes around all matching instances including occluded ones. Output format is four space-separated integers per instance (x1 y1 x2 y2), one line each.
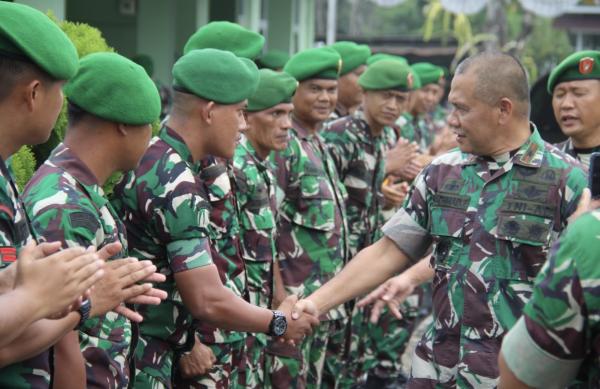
76 299 91 330
267 310 287 337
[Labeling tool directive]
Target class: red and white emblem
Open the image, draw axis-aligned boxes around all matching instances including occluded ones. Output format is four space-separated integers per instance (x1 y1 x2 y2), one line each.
579 57 594 75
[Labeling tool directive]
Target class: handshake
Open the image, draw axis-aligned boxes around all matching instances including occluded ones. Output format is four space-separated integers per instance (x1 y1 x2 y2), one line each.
274 296 320 345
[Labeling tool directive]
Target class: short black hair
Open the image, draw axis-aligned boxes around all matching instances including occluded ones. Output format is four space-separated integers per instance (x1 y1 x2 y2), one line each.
456 51 530 117
0 55 54 102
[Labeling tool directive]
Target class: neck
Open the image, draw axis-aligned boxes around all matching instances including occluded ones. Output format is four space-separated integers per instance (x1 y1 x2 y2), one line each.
293 113 320 134
0 106 26 161
570 128 600 149
64 127 118 185
488 120 532 158
247 137 268 160
166 114 207 163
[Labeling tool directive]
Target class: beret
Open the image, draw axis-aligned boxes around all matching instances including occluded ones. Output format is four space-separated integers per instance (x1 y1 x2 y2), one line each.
547 50 600 93
331 41 371 75
358 59 416 91
173 48 259 104
64 52 161 125
183 21 265 59
256 50 290 70
0 2 78 80
247 69 298 112
411 62 444 86
367 53 408 66
131 54 154 77
283 47 342 82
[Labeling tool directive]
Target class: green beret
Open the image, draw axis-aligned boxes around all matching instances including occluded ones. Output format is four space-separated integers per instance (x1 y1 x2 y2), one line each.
173 48 259 104
367 53 408 66
284 47 342 82
0 2 78 80
331 41 371 75
358 59 416 91
547 50 600 93
183 21 265 59
247 69 298 112
411 62 444 86
131 54 154 77
64 52 161 125
256 50 290 70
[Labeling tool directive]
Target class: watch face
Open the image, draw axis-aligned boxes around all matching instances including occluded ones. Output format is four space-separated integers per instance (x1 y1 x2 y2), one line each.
273 315 287 336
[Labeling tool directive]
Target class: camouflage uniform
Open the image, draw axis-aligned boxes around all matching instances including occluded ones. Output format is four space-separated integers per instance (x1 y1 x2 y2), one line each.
267 119 348 388
0 157 47 389
232 136 279 388
22 144 135 388
555 138 600 171
111 126 214 388
175 156 247 389
430 104 448 130
328 103 350 122
502 209 600 388
381 127 586 388
396 112 434 152
321 110 395 386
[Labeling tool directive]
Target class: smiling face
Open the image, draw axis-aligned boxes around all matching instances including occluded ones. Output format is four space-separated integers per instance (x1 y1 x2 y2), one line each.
552 79 600 145
292 78 338 127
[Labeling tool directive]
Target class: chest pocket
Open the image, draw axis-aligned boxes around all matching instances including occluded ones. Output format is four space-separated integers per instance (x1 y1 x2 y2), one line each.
429 181 470 270
286 162 336 232
201 164 238 240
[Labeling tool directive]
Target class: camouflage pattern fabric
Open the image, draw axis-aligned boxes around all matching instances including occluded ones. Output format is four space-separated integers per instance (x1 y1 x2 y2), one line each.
233 136 279 389
173 339 246 389
0 158 46 389
327 103 350 122
111 126 214 388
502 210 600 388
430 104 448 130
191 156 247 387
555 138 600 171
268 119 349 386
23 144 135 388
396 112 434 152
381 127 586 388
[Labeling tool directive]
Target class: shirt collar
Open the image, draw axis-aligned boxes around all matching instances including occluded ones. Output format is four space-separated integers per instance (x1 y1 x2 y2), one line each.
159 126 198 170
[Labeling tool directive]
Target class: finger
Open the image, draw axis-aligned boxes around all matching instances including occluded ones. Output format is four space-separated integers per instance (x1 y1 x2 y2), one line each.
125 295 162 305
118 261 157 286
34 241 62 257
143 272 166 283
291 299 311 320
120 283 153 302
141 288 168 300
45 246 88 263
71 258 106 292
114 305 144 322
370 300 385 323
388 301 404 320
96 242 123 261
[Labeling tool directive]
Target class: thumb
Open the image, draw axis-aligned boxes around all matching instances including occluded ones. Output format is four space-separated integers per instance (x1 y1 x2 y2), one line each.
291 298 316 320
96 242 123 261
18 240 38 263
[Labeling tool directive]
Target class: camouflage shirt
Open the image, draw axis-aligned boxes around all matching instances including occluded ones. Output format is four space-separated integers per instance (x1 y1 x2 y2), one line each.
233 136 277 309
396 112 434 152
0 158 46 389
502 209 600 388
555 138 600 171
382 127 586 387
111 126 213 349
322 109 393 256
196 156 246 344
270 119 348 321
23 143 134 388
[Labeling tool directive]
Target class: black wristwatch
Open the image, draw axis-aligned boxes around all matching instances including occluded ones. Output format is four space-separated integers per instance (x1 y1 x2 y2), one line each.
267 310 287 337
76 299 91 330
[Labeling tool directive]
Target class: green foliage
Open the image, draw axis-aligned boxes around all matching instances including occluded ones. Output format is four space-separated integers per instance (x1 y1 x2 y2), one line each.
31 13 114 171
523 17 573 77
9 146 36 192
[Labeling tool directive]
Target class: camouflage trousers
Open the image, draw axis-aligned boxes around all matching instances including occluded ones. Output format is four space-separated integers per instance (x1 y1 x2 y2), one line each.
266 319 346 389
133 336 177 389
173 339 246 389
244 333 267 389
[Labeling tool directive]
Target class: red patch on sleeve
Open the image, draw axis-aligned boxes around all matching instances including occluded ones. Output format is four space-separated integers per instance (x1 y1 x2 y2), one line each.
0 247 16 263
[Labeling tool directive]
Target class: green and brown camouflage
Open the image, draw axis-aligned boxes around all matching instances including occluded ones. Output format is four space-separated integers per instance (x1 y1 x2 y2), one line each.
555 138 600 171
381 127 586 388
22 144 135 388
502 210 600 388
0 159 45 388
396 112 435 153
111 126 214 387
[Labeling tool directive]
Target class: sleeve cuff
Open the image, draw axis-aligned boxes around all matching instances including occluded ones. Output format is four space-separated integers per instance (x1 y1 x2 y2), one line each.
167 237 213 273
502 317 582 389
382 209 432 263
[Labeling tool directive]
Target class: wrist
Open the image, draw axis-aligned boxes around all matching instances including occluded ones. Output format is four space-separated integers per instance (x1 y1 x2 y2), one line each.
267 310 287 336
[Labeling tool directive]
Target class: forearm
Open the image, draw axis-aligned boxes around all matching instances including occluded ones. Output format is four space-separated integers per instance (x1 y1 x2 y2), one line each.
0 288 46 347
272 259 287 306
52 331 86 388
308 237 409 314
0 312 79 367
400 255 434 285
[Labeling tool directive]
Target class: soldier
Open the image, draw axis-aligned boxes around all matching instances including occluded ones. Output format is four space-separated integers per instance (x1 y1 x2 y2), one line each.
292 51 587 388
175 21 266 389
267 47 348 388
233 69 298 388
329 41 371 119
322 59 414 388
21 52 166 388
0 4 161 387
499 198 600 388
111 49 317 388
549 50 600 170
